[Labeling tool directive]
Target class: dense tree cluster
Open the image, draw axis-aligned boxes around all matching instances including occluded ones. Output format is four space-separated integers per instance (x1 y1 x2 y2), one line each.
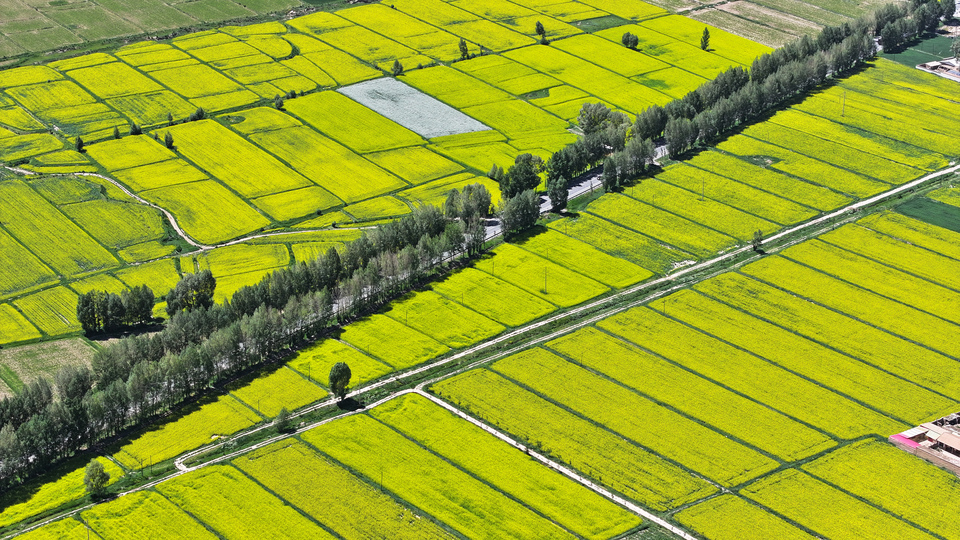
166 270 216 317
77 285 155 334
500 190 541 237
0 187 493 490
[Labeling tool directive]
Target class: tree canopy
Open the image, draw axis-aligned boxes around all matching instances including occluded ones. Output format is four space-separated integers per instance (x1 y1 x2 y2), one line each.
329 362 352 400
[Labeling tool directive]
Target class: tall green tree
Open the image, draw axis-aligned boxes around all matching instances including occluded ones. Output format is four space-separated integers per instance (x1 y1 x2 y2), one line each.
499 153 543 199
621 32 639 49
274 407 292 433
329 362 351 400
75 137 84 153
752 229 764 252
546 174 568 212
84 459 110 498
500 190 540 236
164 132 174 150
392 60 404 77
459 38 469 60
701 27 710 50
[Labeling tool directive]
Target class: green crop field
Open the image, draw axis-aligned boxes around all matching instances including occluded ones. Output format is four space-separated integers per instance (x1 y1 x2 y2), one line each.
82 491 217 540
340 314 450 370
676 495 816 540
432 368 718 510
235 439 457 540
489 348 779 486
742 469 933 540
547 327 835 461
114 395 261 469
0 457 122 529
302 410 584 539
370 394 642 540
158 465 337 539
384 291 505 349
229 366 325 417
430 267 555 327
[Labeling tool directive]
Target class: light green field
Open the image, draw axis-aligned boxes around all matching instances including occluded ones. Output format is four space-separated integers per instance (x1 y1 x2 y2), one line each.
0 229 57 297
475 243 609 307
743 255 960 360
432 368 717 511
491 348 778 486
234 439 456 540
141 181 270 244
514 228 652 288
197 243 289 278
13 287 81 336
340 314 449 370
114 395 261 469
588 194 736 258
0 457 122 529
803 440 960 540
384 290 505 349
166 120 313 198
0 304 41 345
0 180 117 277
112 159 209 192
599 305 906 438
742 469 933 540
285 92 424 154
288 339 393 389
547 213 692 274
430 267 555 327
61 200 164 249
247 125 408 203
230 366 326 417
662 288 956 424
547 327 835 462
371 393 643 540
83 491 216 540
157 465 336 540
302 413 577 539
627 174 780 239
364 147 465 186
676 495 816 540
114 259 181 296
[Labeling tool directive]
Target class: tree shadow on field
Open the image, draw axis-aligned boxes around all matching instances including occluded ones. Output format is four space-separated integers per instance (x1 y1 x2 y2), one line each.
336 397 364 412
504 224 550 247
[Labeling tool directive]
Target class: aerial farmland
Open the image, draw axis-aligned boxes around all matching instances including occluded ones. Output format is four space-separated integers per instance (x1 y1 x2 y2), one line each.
2 0 960 538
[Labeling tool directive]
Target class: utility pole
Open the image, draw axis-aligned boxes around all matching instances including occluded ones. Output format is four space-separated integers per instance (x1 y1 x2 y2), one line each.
841 91 846 117
544 267 547 294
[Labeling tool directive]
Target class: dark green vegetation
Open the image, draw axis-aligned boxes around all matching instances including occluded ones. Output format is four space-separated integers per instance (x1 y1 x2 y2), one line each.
0 0 302 60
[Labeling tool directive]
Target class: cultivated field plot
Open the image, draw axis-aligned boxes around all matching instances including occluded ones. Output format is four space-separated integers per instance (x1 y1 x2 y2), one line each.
369 394 643 539
229 366 326 417
0 457 122 529
82 490 217 540
114 395 261 469
235 439 457 540
288 339 393 389
158 465 336 539
687 0 895 47
301 395 640 539
339 78 490 138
